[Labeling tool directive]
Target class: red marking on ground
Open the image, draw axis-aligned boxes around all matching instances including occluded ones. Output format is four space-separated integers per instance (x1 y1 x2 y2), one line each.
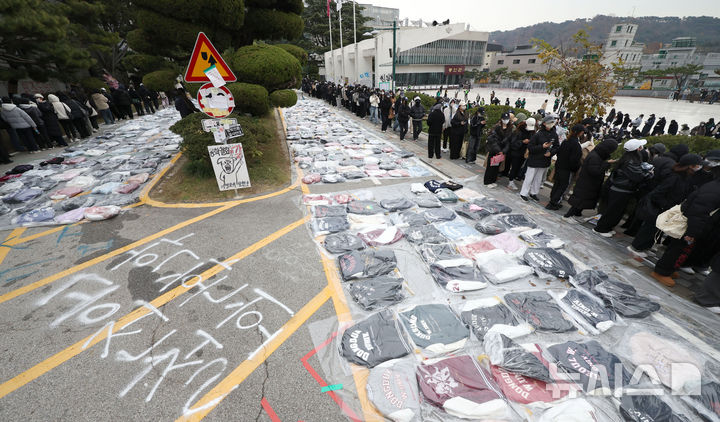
301 331 362 422
261 397 282 422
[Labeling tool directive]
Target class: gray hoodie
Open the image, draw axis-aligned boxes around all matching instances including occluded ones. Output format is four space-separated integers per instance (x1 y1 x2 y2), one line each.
1 103 36 129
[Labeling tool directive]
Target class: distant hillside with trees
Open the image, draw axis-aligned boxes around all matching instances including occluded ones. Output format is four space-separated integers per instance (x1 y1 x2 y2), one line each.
489 16 720 52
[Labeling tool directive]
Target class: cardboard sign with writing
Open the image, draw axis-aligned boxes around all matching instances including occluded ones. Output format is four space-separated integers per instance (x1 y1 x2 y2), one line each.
208 144 251 191
225 124 244 140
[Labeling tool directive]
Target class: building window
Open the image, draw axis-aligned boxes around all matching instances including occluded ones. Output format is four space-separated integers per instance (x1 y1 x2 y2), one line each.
528 58 536 64
497 60 504 65
624 40 629 47
632 54 636 61
610 40 617 47
512 59 520 64
627 26 633 33
616 26 622 32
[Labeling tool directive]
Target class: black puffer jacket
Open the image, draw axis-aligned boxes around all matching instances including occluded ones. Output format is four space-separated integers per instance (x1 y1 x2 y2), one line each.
486 122 513 156
409 102 425 121
682 178 720 238
568 139 618 210
427 106 445 135
609 152 654 193
526 127 559 168
469 113 486 138
508 128 534 158
555 136 583 172
450 110 468 136
639 171 695 219
396 102 410 123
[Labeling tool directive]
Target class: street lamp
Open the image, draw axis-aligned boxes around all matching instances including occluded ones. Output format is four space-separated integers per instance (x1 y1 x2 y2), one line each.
367 22 397 92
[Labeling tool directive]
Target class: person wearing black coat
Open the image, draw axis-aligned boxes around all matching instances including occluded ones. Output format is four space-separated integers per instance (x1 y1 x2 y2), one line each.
694 252 720 312
174 88 199 118
667 120 679 135
630 154 702 254
652 144 689 184
111 87 133 119
651 117 666 136
409 98 426 140
564 139 619 219
621 114 632 130
606 108 616 125
652 150 720 287
465 107 486 164
395 98 411 141
426 102 445 159
138 84 156 114
379 95 392 132
594 139 654 236
448 102 468 159
128 86 145 116
506 119 536 190
35 94 67 146
641 114 655 136
484 113 513 185
17 97 52 149
58 93 90 138
547 124 585 210
520 115 559 200
613 111 624 127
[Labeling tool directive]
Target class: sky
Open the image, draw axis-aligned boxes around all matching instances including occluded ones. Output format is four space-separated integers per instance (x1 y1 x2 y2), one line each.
363 0 720 32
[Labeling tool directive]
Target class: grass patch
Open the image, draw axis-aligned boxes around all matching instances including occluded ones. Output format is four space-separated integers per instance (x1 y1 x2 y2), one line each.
150 111 290 203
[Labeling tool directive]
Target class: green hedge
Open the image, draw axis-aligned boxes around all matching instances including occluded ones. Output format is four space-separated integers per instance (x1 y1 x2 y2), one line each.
170 112 272 177
80 77 108 92
243 9 304 41
134 0 245 30
405 91 437 112
643 135 719 156
269 89 297 108
230 44 302 92
275 44 308 65
142 70 177 93
226 82 270 116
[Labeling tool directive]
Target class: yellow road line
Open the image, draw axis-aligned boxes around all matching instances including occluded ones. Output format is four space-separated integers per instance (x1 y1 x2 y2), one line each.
178 286 331 421
0 216 308 399
0 228 27 267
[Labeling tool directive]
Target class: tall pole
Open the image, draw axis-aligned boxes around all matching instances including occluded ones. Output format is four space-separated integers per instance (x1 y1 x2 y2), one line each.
338 1 345 83
392 20 396 92
328 5 334 83
353 1 358 84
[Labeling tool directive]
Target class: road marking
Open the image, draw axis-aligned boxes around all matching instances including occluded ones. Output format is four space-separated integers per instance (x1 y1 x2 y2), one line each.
0 216 308 400
260 397 282 422
178 286 330 421
0 228 27 266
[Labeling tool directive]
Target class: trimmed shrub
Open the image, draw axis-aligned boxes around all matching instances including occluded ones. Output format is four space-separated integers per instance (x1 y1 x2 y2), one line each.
243 9 304 42
275 44 308 65
638 135 718 156
142 70 178 93
133 0 245 30
405 91 437 112
80 77 108 92
185 84 200 98
171 112 272 177
230 44 302 92
135 8 202 52
269 89 297 108
226 82 270 116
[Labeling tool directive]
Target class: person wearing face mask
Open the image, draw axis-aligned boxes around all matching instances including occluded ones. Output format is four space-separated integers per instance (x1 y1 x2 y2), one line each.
628 154 703 257
409 97 426 141
466 107 486 164
520 115 559 201
484 112 513 186
546 124 585 210
506 117 536 190
395 97 411 141
449 102 468 159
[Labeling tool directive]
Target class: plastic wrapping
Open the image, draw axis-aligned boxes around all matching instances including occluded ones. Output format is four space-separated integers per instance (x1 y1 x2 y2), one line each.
547 340 631 394
347 200 384 215
366 359 422 422
422 207 456 223
504 291 576 333
311 217 349 235
484 332 553 383
519 229 565 249
428 258 489 292
553 289 617 334
312 205 348 218
418 243 462 265
681 382 720 422
414 194 442 208
348 213 387 230
619 393 693 422
322 232 366 254
433 220 481 241
424 180 444 193
471 197 512 214
393 211 427 228
339 310 411 368
348 276 405 311
338 250 398 281
380 198 415 212
459 297 534 341
523 248 577 279
434 188 458 203
358 226 404 246
475 249 534 284
455 203 493 221
572 270 660 318
398 304 468 354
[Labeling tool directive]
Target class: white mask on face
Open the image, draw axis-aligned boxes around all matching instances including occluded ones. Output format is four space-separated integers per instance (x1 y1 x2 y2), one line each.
501 118 509 124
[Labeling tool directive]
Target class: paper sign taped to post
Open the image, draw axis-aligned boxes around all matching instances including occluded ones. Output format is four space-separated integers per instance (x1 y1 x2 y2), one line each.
202 118 237 132
204 65 226 88
213 129 227 144
225 124 244 140
208 143 251 190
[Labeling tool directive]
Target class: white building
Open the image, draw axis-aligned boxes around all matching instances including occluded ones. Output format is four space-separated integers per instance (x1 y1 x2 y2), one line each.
601 23 644 67
482 44 503 72
639 37 720 90
489 45 549 74
358 4 399 29
324 23 489 88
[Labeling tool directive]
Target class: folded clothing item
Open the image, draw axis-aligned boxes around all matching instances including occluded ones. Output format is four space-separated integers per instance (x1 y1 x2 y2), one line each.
475 249 534 284
456 239 496 259
55 207 87 224
505 291 576 333
127 172 149 184
302 173 322 184
338 250 397 281
474 218 506 235
410 183 427 194
429 258 488 292
455 203 493 221
547 340 631 393
441 180 463 191
424 180 444 193
357 226 403 246
417 355 511 420
414 194 442 208
347 200 384 215
537 398 600 422
683 382 720 422
394 211 427 227
523 247 576 279
495 214 537 231
434 220 481 241
557 289 616 333
348 213 387 230
302 194 332 205
422 207 456 223
460 297 533 340
84 205 121 221
403 224 447 244
14 207 55 224
472 198 512 214
379 198 415 212
627 331 702 394
435 188 458 203
573 270 660 318
519 229 565 249
311 217 349 235
50 186 84 200
323 232 365 254
348 276 405 311
3 187 43 204
115 182 140 194
339 310 410 368
418 243 462 265
620 392 691 422
312 205 347 218
484 332 553 383
399 304 468 354
367 360 421 422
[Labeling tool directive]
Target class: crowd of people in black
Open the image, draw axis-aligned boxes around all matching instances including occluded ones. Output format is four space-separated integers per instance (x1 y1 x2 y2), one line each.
0 83 170 165
302 79 720 312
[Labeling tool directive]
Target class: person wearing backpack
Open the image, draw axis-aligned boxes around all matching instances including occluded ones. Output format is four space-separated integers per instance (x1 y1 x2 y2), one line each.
593 139 654 237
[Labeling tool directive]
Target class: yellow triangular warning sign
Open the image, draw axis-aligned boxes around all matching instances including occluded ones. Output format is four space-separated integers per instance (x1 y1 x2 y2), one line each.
184 32 236 83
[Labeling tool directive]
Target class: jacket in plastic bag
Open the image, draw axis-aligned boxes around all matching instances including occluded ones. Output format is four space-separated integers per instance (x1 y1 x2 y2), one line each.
472 198 512 214
523 247 576 278
495 214 537 231
339 310 410 368
338 250 397 281
347 200 384 215
505 291 576 333
424 180 444 193
558 289 616 333
323 232 365 254
430 258 489 292
484 332 553 383
547 340 631 393
312 205 347 218
435 188 458 203
416 355 512 420
394 211 427 227
422 207 456 223
358 226 403 246
460 298 532 340
682 382 720 422
519 229 565 249
403 224 447 244
441 180 463 191
475 249 534 284
311 217 349 235
61 196 95 211
3 187 43 204
414 194 442 208
367 360 421 422
14 207 55 224
348 276 405 311
434 220 481 241
475 218 507 235
84 205 121 221
455 203 493 221
619 394 691 422
380 198 415 212
399 304 468 353
418 243 462 265
574 270 660 318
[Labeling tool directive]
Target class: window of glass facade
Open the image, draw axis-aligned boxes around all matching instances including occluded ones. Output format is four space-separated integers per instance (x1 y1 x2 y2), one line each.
395 72 460 85
610 40 617 47
528 59 536 64
497 60 504 64
616 26 622 32
512 59 520 64
396 39 486 65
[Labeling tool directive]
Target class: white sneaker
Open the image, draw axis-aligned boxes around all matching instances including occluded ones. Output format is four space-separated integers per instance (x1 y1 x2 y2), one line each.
593 229 615 238
627 245 648 258
679 267 696 275
704 306 720 314
486 183 497 188
507 181 518 190
694 267 711 276
562 216 579 224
